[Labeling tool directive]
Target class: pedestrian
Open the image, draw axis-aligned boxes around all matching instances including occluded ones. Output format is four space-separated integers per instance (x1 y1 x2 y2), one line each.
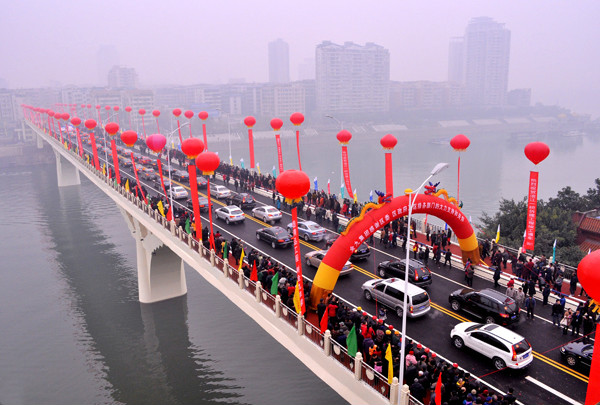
524 294 536 320
541 284 551 306
493 266 501 288
583 314 594 343
571 310 582 337
561 308 573 335
514 287 525 309
506 283 516 299
444 249 452 266
570 272 579 296
465 260 474 287
551 299 562 326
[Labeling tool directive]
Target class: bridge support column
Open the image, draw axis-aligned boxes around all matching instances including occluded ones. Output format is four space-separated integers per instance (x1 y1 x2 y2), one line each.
36 133 44 149
119 208 187 303
54 149 80 187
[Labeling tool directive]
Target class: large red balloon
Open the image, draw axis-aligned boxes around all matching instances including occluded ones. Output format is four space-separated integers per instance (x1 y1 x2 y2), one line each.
270 118 283 131
181 137 205 159
84 119 97 130
524 142 550 165
95 105 101 109
577 250 600 301
138 109 146 115
48 110 55 117
172 108 182 117
105 106 111 111
198 111 208 120
71 117 82 126
184 110 194 119
380 134 397 150
152 109 160 117
105 122 119 136
244 116 256 127
336 129 352 144
290 112 304 126
146 133 167 153
87 104 92 109
113 106 120 111
62 113 70 121
450 134 471 151
196 151 220 175
121 130 138 147
125 106 132 112
276 169 310 201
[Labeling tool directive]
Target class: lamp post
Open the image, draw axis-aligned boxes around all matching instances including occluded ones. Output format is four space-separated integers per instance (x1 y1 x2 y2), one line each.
398 162 448 391
325 115 344 198
164 123 189 210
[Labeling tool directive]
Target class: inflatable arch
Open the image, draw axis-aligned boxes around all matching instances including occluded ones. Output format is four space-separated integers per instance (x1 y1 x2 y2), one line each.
309 193 480 309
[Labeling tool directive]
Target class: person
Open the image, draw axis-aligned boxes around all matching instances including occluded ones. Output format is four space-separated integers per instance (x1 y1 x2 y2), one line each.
583 314 595 343
493 266 501 288
551 299 562 326
514 287 525 309
570 271 579 296
444 249 452 266
561 308 573 335
524 294 536 320
571 310 582 337
465 260 474 287
542 284 551 305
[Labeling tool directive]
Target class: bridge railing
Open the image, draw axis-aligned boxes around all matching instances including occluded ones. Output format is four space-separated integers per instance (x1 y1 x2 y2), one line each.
330 339 355 373
362 362 392 398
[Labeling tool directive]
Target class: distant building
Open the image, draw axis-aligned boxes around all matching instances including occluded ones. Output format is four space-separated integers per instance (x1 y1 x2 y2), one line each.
573 210 600 253
390 81 464 109
447 37 464 84
96 45 120 87
259 83 305 117
108 66 138 90
507 88 531 107
268 39 290 84
316 41 390 113
298 58 315 81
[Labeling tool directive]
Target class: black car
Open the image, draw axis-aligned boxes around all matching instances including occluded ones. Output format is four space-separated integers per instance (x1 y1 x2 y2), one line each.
197 176 208 188
153 178 171 190
186 197 212 212
560 342 593 371
256 226 292 249
325 235 371 261
172 170 189 182
377 259 432 287
161 165 176 176
449 288 520 325
226 192 256 209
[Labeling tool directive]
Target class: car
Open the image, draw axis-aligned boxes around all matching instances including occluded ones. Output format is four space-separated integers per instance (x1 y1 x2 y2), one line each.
196 175 208 188
138 155 152 165
210 185 232 199
161 165 176 176
186 197 213 212
172 170 189 182
361 278 431 318
215 205 245 224
153 178 171 190
138 166 157 181
171 186 189 200
325 235 371 261
376 259 432 288
287 220 327 242
118 157 132 168
252 205 282 223
256 226 293 249
449 288 520 325
305 250 353 275
132 152 144 161
226 192 256 209
450 322 533 370
560 342 593 370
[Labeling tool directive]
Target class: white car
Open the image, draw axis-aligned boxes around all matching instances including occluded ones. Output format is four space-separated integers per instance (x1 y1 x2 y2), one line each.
252 205 282 223
215 206 245 224
171 186 189 199
305 250 353 276
450 322 533 370
287 220 327 242
211 185 232 199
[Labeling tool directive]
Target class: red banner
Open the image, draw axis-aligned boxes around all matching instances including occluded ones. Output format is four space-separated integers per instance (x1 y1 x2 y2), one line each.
130 152 147 204
90 133 100 170
206 178 216 251
291 207 305 314
275 133 284 174
75 127 83 157
384 152 393 196
188 164 202 243
202 123 208 150
110 139 121 186
341 145 352 196
248 128 255 168
523 171 539 251
157 159 169 203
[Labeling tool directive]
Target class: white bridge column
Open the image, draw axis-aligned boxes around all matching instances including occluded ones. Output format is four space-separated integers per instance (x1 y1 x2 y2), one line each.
119 208 187 303
54 149 81 187
36 133 44 149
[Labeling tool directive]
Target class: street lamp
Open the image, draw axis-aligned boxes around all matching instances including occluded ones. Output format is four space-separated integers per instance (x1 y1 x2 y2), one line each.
164 122 190 209
325 115 344 199
398 162 449 391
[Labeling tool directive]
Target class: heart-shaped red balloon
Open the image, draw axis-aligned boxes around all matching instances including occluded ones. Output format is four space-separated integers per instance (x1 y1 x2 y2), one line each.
524 142 550 165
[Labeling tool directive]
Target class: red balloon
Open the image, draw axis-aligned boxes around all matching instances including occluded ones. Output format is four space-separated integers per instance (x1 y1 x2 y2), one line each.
152 109 160 117
172 108 182 117
380 134 397 150
184 110 194 119
125 106 132 112
524 142 550 165
138 109 146 115
105 106 111 111
290 112 304 126
81 104 85 108
62 113 70 121
104 122 119 136
244 116 256 127
181 137 205 159
71 117 82 126
196 151 220 175
87 104 92 108
84 119 97 130
276 170 311 201
121 130 138 147
336 129 352 144
48 110 55 117
270 118 283 131
95 105 101 109
450 134 471 151
198 111 208 120
577 250 600 301
146 133 167 153
113 106 120 111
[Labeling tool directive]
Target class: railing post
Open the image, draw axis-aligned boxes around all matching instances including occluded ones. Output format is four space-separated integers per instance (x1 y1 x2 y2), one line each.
210 249 216 267
324 330 332 356
354 352 363 381
223 264 229 278
188 235 193 249
170 220 176 236
238 269 244 289
399 384 410 405
275 295 281 317
297 314 304 335
389 377 399 405
255 281 262 303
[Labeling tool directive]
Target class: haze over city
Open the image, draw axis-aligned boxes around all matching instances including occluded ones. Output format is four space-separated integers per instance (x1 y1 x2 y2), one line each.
1 0 599 117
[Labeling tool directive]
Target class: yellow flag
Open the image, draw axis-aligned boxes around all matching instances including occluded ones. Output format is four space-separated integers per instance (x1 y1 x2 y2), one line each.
385 343 393 384
495 224 500 243
256 163 261 175
102 163 106 175
238 248 245 272
157 200 165 217
125 179 130 192
86 155 90 164
293 282 301 314
353 189 358 203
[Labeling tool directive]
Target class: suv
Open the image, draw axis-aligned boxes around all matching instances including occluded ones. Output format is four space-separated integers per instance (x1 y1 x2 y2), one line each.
361 278 430 318
450 322 533 370
449 288 520 325
226 192 256 209
376 259 432 287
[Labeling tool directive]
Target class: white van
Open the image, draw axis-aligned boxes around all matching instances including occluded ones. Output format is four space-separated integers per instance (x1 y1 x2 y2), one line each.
361 278 431 318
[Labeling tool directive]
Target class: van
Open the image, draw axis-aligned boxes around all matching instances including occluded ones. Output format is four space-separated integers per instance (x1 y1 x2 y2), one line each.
361 278 431 318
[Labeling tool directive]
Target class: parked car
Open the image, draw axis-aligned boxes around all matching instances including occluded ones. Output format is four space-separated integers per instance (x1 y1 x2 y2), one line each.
226 192 256 209
450 322 533 370
256 226 292 249
171 186 189 200
325 235 371 261
287 220 326 242
251 205 282 223
305 250 353 275
376 259 432 288
361 278 431 318
210 185 232 199
215 206 245 224
172 170 189 182
449 288 520 325
186 197 213 212
560 342 593 370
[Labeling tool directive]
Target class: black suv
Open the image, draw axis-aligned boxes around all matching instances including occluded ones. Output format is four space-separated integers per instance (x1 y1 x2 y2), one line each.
226 192 256 209
449 288 520 325
377 259 432 287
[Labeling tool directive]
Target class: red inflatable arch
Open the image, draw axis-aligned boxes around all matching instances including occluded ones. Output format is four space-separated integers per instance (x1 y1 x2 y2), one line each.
309 193 480 309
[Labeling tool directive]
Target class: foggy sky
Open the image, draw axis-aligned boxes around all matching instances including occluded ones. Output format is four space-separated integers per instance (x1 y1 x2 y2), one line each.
1 0 599 116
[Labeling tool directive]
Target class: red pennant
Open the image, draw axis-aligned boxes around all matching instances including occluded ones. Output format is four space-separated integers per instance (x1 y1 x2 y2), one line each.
320 309 329 334
435 371 442 405
250 262 258 282
166 205 173 221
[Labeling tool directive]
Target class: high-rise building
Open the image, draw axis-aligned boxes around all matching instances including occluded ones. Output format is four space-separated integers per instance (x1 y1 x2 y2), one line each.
268 39 290 84
449 17 511 106
96 45 120 86
108 66 138 89
316 41 390 113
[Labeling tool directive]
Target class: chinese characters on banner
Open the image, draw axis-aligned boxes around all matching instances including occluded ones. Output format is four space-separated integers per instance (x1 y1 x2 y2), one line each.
275 134 284 174
341 146 353 195
291 207 305 314
523 171 539 251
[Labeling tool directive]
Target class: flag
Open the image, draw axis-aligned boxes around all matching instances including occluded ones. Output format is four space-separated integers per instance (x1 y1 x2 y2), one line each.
434 371 442 405
256 162 261 175
185 217 191 234
346 324 358 357
327 179 331 195
240 158 245 169
166 205 173 221
588 248 591 255
293 281 302 313
86 155 90 164
444 223 448 231
341 183 345 199
272 165 276 177
102 163 106 175
552 239 557 263
313 176 318 190
353 188 357 203
125 179 130 192
238 248 245 272
157 200 165 217
229 155 233 165
369 190 373 202
222 241 228 259
270 272 279 295
320 309 329 334
385 342 393 384
250 261 258 282
495 224 500 243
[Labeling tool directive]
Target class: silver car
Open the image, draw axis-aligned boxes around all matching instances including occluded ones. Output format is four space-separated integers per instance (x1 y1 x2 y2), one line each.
361 278 430 318
304 250 353 276
215 205 245 224
252 205 282 223
211 185 232 199
171 186 189 200
287 220 326 242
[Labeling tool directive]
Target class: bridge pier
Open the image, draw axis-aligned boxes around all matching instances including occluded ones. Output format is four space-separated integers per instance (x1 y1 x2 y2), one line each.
36 133 44 149
119 208 187 303
54 149 81 187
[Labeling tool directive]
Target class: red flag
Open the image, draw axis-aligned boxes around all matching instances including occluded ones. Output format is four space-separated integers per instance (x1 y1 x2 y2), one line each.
523 171 539 251
341 145 353 194
250 261 258 282
166 205 173 221
435 372 442 405
319 309 329 334
275 133 284 173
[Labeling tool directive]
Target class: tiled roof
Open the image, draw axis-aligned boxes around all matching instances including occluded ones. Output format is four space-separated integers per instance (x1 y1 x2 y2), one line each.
578 217 600 234
578 238 600 253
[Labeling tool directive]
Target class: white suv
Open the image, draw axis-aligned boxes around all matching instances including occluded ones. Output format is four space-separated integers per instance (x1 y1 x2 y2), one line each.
450 322 533 370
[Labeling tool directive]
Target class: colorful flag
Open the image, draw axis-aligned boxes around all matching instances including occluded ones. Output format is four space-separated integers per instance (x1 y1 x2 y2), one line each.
270 272 279 295
340 183 345 199
385 342 393 384
319 308 329 334
229 155 233 165
272 165 276 177
157 200 165 217
327 179 331 195
346 324 358 357
125 179 130 192
238 248 245 272
256 162 261 175
240 158 245 169
369 190 373 202
166 205 173 221
435 371 442 405
313 176 318 190
552 239 557 263
495 224 500 243
185 217 191 234
293 281 302 313
353 188 357 203
250 261 258 282
102 163 106 176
